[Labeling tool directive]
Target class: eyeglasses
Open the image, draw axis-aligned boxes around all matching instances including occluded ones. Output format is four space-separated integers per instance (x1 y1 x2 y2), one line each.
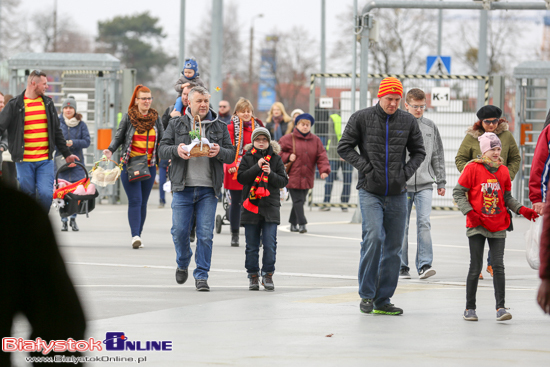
409 105 426 110
219 105 228 108
482 119 499 125
137 97 153 101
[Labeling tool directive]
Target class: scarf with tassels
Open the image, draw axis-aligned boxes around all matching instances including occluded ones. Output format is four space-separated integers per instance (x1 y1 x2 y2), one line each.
243 146 272 214
232 115 256 179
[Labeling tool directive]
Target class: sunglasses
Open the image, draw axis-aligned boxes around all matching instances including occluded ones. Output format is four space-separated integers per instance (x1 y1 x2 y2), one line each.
482 119 499 125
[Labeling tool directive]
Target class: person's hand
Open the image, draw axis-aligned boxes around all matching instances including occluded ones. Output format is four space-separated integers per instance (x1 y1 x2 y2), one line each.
261 162 271 175
0 147 4 152
228 167 237 174
340 157 345 161
178 144 190 160
65 154 80 167
533 202 545 215
320 173 329 179
467 210 482 228
437 188 446 196
258 158 267 168
170 110 182 118
538 279 550 314
289 154 296 162
103 149 112 159
208 143 220 157
66 140 73 147
519 206 539 221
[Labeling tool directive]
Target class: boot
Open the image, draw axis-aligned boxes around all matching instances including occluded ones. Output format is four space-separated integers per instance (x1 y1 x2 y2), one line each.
249 274 260 291
290 224 299 232
231 232 239 247
69 218 79 232
61 221 68 232
299 224 307 233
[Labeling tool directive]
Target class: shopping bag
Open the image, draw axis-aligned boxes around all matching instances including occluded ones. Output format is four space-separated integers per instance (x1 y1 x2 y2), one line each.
525 215 543 270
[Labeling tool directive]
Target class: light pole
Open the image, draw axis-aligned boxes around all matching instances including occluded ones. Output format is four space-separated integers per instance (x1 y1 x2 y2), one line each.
249 14 264 98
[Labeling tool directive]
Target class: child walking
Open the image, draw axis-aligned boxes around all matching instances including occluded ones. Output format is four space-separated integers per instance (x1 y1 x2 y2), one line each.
237 127 288 291
453 132 538 321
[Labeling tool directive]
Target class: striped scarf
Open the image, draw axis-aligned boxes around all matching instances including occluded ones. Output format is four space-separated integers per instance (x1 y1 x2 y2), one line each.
232 115 256 179
243 147 272 214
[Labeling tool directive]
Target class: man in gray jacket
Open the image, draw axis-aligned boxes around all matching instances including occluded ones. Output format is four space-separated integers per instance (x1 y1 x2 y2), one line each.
399 88 446 280
159 86 235 292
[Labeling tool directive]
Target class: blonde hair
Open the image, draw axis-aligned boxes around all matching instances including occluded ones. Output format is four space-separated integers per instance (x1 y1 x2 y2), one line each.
266 102 292 123
233 97 254 115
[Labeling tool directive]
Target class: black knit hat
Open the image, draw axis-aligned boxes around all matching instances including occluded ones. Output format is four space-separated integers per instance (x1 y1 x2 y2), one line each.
476 105 502 120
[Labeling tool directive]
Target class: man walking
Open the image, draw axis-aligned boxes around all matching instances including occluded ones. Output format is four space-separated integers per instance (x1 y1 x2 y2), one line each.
0 70 79 211
337 77 426 315
159 86 235 291
399 88 446 280
217 100 231 125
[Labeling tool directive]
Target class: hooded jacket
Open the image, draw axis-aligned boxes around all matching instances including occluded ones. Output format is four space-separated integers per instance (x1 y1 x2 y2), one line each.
158 108 235 195
455 121 520 180
337 103 426 196
0 90 71 162
54 115 91 182
237 141 288 224
529 124 550 204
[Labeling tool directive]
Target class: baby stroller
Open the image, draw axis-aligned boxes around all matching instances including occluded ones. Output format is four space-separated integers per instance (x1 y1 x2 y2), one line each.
53 162 99 218
215 189 231 234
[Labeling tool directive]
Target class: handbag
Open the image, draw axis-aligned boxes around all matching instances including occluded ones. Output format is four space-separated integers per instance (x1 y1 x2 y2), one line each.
127 131 151 182
284 134 296 174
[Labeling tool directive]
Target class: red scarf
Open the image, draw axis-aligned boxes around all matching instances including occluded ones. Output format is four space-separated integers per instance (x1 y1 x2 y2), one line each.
243 147 272 214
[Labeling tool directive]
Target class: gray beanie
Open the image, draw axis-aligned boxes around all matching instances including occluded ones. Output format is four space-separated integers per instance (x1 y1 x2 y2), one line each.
251 127 271 144
62 97 77 112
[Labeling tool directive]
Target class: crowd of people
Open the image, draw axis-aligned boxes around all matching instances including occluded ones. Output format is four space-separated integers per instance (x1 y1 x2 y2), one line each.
1 65 549 321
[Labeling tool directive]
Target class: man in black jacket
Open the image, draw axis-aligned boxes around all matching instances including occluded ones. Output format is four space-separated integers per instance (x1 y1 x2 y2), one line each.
337 77 426 316
0 70 79 212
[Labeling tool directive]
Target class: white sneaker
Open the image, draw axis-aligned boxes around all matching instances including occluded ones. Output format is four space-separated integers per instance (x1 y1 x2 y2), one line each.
132 236 142 249
419 266 436 279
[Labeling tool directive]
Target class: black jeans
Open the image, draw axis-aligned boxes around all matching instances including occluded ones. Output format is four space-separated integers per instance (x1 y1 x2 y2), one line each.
466 234 506 310
289 189 309 225
228 189 243 233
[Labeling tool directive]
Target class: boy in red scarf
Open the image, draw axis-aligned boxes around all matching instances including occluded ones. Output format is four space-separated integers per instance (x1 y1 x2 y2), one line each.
237 127 288 291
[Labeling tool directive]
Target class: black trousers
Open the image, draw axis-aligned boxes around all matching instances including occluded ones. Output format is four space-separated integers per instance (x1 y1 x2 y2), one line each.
228 189 243 233
289 189 309 225
466 234 506 310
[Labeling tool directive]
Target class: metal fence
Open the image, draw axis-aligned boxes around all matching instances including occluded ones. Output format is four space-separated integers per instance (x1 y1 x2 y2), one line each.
308 73 490 210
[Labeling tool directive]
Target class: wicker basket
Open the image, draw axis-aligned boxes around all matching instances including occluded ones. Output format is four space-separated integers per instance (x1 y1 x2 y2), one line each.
189 115 211 157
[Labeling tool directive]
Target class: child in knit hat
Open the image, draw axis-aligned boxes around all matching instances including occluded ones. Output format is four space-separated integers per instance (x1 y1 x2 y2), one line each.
173 57 205 93
453 132 538 322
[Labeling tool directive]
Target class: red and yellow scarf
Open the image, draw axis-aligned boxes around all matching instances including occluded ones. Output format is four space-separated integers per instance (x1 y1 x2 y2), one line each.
243 147 272 214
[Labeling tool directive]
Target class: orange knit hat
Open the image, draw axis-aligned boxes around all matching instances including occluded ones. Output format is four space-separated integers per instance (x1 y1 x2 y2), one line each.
377 77 403 98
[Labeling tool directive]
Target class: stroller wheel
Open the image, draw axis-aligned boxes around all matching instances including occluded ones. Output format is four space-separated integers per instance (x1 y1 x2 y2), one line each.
215 215 223 234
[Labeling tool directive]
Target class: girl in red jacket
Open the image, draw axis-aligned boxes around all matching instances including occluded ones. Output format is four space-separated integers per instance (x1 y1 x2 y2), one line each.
224 98 263 247
453 132 538 322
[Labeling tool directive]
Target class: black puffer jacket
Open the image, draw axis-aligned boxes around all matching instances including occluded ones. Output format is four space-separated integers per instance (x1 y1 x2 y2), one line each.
237 141 288 225
337 103 426 196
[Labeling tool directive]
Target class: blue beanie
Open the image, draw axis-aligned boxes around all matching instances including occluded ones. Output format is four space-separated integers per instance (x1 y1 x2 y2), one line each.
295 113 315 126
183 58 199 78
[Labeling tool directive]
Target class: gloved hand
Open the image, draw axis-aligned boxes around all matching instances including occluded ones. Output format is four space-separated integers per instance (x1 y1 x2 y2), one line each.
467 210 483 228
519 206 539 222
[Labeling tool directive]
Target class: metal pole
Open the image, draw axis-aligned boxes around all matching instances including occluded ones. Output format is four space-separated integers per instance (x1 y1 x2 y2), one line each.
351 0 358 114
53 0 57 52
320 0 326 96
210 0 223 109
359 14 370 110
436 1 443 85
477 9 488 109
249 24 254 95
179 0 186 71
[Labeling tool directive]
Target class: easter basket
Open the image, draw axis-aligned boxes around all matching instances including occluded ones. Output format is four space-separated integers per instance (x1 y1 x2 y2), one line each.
188 115 213 158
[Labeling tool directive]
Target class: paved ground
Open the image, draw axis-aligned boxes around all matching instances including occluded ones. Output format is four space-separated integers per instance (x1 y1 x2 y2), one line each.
9 186 550 366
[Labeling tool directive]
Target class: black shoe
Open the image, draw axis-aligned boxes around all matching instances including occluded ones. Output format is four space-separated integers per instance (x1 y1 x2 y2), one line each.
299 224 307 233
373 303 403 315
399 268 411 279
61 221 68 232
419 265 436 280
195 279 210 291
231 232 239 247
69 218 79 231
190 227 196 243
360 298 374 314
249 274 260 291
175 268 188 284
290 224 299 232
262 273 275 291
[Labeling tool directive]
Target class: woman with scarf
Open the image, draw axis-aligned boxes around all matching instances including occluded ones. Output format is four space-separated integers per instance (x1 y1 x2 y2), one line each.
237 127 288 291
54 97 91 232
223 98 264 247
280 113 330 234
103 85 164 249
265 102 293 141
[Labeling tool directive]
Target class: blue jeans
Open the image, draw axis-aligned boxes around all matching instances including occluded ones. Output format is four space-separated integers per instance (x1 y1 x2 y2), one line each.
61 214 77 222
159 159 169 204
16 160 55 212
120 165 156 237
171 186 218 280
244 221 278 276
358 189 407 307
324 159 353 203
401 189 434 273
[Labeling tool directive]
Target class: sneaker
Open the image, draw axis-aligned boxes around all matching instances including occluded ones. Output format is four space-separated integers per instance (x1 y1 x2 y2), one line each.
262 273 275 291
158 202 165 208
419 265 436 280
341 207 348 212
131 236 141 249
373 303 403 315
175 268 188 284
359 298 374 314
399 268 411 279
320 206 330 212
487 265 494 277
249 274 260 291
463 309 478 321
496 308 512 321
195 279 210 291
479 272 484 280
